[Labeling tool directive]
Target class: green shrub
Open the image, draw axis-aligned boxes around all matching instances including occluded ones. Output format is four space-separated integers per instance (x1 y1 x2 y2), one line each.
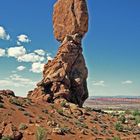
36 126 46 140
133 110 140 116
112 137 121 140
0 136 12 140
118 115 126 123
57 109 64 116
75 120 88 129
0 103 4 108
42 109 48 114
135 116 140 124
23 112 32 117
85 106 93 112
61 127 70 134
60 100 66 107
114 122 123 132
19 123 28 130
9 98 23 106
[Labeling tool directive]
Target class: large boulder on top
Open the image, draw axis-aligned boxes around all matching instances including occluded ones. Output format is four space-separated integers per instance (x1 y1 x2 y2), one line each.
53 0 88 42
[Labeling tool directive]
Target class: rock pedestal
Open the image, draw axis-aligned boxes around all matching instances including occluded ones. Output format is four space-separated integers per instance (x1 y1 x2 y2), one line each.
28 0 89 107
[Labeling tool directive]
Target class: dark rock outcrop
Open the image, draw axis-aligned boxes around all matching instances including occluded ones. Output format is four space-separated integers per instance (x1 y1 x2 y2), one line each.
0 90 15 97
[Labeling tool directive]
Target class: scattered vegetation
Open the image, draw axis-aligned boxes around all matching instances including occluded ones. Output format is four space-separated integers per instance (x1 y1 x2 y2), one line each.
18 107 25 111
19 123 28 130
75 120 88 129
118 115 126 123
133 110 140 116
0 136 12 140
85 106 93 112
61 126 71 134
112 137 121 140
42 109 48 114
57 109 64 116
23 112 32 117
9 97 23 106
135 116 140 124
36 126 46 140
60 100 67 107
91 127 98 134
0 103 4 108
114 122 123 132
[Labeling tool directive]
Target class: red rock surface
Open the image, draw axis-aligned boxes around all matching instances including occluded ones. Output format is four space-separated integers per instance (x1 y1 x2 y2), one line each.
28 34 88 107
28 0 89 107
53 0 88 42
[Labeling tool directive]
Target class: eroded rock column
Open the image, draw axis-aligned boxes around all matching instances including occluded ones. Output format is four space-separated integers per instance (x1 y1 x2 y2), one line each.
28 0 89 107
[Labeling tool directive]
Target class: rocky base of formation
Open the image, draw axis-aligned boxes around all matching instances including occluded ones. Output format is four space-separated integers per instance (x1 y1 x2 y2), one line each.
28 34 88 107
0 91 140 140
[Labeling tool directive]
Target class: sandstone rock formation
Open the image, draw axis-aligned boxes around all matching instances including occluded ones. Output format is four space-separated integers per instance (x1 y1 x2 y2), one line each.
53 0 88 42
28 0 89 107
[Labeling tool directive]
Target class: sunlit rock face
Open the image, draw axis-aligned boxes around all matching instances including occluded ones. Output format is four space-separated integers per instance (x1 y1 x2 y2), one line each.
53 0 88 42
28 0 89 107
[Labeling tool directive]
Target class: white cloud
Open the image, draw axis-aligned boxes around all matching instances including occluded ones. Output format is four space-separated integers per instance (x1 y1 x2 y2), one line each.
0 48 5 57
0 74 37 88
7 46 26 58
30 62 44 73
17 41 21 45
17 34 31 43
34 49 45 56
47 56 53 61
9 74 36 86
17 53 45 62
93 80 105 87
122 80 133 84
0 26 10 40
0 80 13 86
17 66 26 71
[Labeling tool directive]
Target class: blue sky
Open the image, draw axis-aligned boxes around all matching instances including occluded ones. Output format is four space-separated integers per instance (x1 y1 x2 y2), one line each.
0 0 140 97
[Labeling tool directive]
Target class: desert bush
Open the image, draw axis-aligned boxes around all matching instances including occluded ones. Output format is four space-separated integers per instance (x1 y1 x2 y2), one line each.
57 109 64 116
75 120 88 129
42 109 48 114
0 103 4 108
91 127 98 134
133 110 140 116
19 123 28 130
18 107 25 111
125 110 131 114
36 126 46 140
114 122 123 132
60 100 67 107
61 126 70 134
9 97 23 106
85 106 93 112
0 136 12 140
118 115 126 123
23 112 32 117
135 116 140 124
112 137 121 140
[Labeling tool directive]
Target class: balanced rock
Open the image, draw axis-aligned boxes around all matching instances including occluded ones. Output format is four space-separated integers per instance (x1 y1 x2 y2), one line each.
28 0 89 107
53 0 88 42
